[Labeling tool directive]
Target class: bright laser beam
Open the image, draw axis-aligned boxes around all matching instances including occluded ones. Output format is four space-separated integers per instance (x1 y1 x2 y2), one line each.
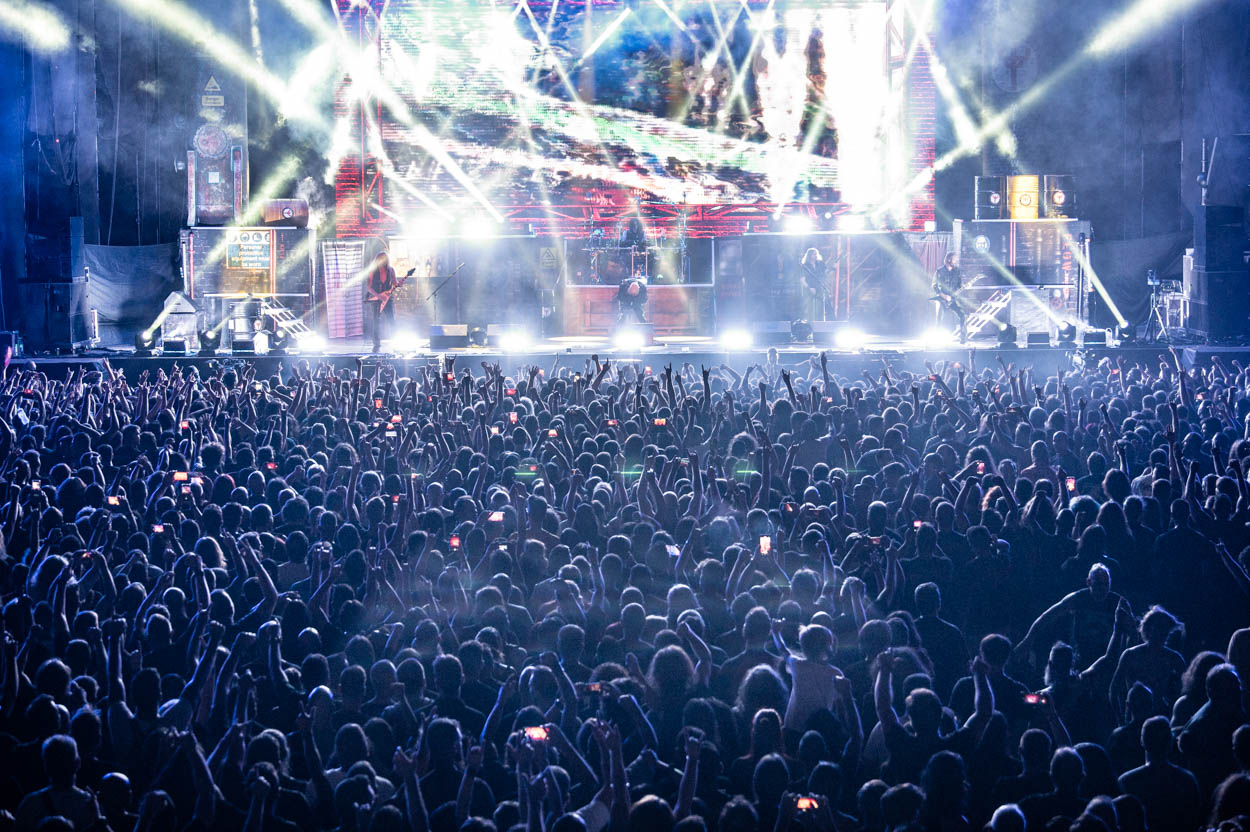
575 7 632 66
1060 231 1127 327
105 0 326 133
973 246 1070 327
651 0 688 32
201 155 302 267
872 0 1217 217
0 0 71 53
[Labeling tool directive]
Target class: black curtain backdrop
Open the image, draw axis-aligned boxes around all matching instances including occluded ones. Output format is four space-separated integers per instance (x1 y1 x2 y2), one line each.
1090 231 1192 326
83 242 179 345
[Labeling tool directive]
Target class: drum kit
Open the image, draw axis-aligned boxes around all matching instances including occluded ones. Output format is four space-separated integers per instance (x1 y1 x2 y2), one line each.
582 215 688 285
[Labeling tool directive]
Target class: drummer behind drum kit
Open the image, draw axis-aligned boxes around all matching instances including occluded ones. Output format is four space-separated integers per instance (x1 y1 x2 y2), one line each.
581 217 688 285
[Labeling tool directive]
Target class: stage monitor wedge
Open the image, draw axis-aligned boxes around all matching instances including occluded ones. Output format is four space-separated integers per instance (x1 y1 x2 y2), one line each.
429 324 470 349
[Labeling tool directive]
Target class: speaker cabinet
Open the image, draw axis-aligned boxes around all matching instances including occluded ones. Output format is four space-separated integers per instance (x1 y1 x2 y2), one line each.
1186 266 1249 339
1194 205 1247 270
19 279 92 351
1043 175 1075 218
974 176 1006 220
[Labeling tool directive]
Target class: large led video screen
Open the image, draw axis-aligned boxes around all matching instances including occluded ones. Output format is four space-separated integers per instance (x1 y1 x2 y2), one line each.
334 0 931 235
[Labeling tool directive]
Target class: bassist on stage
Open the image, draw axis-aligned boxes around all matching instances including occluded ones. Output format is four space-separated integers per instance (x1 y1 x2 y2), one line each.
932 252 967 343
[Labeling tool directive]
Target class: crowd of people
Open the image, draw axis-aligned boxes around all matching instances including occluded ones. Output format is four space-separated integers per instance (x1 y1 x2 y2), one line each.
1 345 1250 832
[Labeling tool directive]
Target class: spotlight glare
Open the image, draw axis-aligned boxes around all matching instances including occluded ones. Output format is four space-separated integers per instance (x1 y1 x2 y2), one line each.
407 213 448 240
784 214 814 236
498 331 532 353
614 329 645 352
834 327 866 351
461 216 500 240
296 332 328 354
921 327 954 348
720 329 754 351
837 213 867 232
0 1 71 53
391 331 423 354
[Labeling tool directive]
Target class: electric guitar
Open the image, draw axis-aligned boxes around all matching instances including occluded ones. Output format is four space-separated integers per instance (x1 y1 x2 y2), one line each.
375 268 417 312
929 288 964 312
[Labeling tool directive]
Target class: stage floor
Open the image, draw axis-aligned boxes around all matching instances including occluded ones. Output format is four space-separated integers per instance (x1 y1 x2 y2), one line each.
13 334 1248 378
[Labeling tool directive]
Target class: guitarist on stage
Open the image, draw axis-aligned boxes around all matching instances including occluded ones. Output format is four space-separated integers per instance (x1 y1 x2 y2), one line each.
932 252 968 343
364 252 416 353
365 252 398 352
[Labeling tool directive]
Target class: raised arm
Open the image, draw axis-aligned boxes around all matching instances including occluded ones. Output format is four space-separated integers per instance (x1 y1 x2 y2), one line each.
675 733 701 820
966 657 994 732
874 651 900 731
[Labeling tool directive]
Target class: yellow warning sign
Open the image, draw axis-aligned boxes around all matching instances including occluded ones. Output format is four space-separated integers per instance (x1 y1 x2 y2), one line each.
204 76 221 92
539 247 558 269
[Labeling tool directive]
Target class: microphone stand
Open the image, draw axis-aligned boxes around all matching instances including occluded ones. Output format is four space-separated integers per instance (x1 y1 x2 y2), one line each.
424 263 466 303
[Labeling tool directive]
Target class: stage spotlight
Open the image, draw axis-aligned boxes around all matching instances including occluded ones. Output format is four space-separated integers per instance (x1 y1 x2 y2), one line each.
1056 321 1077 345
834 327 866 351
790 320 813 343
837 213 868 232
784 214 814 236
468 327 488 347
296 332 327 354
391 331 423 354
997 324 1019 347
921 327 954 348
1115 324 1136 343
719 328 753 351
163 338 189 356
135 331 156 356
614 328 645 352
498 330 532 353
924 220 937 233
267 329 292 355
198 329 220 356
